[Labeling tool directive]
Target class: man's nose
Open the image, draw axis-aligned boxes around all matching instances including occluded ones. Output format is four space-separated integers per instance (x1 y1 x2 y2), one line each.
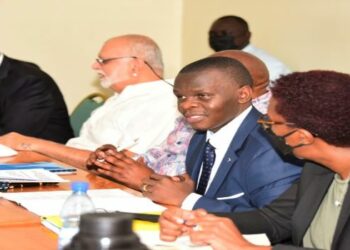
91 60 101 70
179 97 198 110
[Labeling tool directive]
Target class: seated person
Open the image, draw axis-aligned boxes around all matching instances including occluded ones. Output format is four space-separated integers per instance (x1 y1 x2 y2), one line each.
140 56 302 212
159 70 350 250
208 15 291 82
0 35 178 168
0 53 73 143
86 50 272 190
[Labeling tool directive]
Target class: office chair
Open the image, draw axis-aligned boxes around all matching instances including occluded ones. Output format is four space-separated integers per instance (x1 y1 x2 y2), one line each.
70 93 106 136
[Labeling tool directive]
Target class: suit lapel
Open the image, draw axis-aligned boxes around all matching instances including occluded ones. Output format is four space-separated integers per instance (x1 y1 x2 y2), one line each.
331 185 350 249
187 133 206 182
0 56 11 80
293 171 334 245
206 108 261 197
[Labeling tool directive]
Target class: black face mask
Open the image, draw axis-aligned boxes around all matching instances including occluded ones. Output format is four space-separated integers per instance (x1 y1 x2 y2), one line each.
209 34 240 51
264 128 304 156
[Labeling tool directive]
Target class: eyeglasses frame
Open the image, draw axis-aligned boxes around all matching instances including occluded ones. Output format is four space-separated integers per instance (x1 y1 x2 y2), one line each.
95 55 174 87
257 115 296 131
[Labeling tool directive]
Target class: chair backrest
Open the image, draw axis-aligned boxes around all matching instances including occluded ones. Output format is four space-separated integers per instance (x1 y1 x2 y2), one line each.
70 93 106 137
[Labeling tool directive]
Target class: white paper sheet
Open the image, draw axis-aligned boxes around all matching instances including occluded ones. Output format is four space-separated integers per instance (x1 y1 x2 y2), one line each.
137 231 270 249
0 189 165 216
0 169 68 183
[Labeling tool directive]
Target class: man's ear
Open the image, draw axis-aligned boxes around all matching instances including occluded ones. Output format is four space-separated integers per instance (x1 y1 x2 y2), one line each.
130 59 141 77
237 85 252 104
296 128 316 145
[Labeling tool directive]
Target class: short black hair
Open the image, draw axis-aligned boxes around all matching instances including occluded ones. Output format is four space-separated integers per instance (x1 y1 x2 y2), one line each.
215 15 249 32
272 70 350 147
178 56 253 87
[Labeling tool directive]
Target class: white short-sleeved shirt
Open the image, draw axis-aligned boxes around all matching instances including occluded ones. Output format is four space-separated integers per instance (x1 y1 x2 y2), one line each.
66 80 179 154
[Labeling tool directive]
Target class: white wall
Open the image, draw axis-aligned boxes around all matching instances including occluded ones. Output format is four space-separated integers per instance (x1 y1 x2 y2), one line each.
182 0 350 74
1 0 350 111
0 0 183 111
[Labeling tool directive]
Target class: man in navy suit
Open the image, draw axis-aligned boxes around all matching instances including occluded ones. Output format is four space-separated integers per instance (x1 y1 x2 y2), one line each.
142 56 302 212
0 54 73 143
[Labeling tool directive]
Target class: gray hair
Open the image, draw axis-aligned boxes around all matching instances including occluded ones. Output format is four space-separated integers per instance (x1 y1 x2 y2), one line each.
125 34 164 76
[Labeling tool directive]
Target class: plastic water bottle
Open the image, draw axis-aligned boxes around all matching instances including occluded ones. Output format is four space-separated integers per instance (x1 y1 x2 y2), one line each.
58 181 95 250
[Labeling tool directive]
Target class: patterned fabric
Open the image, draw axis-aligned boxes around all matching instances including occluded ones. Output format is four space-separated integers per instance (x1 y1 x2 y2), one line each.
141 94 270 176
141 116 194 176
196 141 216 195
252 90 271 115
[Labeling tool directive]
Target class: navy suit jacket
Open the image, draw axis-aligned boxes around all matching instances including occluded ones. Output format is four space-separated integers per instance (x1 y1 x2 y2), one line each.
186 107 302 212
0 56 73 143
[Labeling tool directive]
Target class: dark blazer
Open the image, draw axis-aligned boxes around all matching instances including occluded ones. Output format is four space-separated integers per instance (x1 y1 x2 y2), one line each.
0 55 73 143
186 107 302 212
230 162 350 249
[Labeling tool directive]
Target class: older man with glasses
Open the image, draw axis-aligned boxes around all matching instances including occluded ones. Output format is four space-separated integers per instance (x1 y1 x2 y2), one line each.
0 34 178 169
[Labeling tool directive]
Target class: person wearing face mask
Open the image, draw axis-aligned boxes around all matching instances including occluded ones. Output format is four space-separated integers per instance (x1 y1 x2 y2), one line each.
209 15 291 83
159 70 350 250
0 34 178 169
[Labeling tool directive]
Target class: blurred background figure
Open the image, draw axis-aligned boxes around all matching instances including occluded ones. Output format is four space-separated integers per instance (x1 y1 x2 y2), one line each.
0 53 73 143
209 15 291 82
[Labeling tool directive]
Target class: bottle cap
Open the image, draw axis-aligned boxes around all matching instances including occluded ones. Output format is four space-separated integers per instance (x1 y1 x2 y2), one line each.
71 181 89 193
65 212 148 250
79 212 133 236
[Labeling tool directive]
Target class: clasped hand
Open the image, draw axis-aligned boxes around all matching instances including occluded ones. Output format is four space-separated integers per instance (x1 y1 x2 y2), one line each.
141 173 195 206
159 208 258 250
86 144 154 190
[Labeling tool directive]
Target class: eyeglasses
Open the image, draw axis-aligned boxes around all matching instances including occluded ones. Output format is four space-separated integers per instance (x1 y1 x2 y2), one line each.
95 55 174 87
257 115 295 131
95 56 137 65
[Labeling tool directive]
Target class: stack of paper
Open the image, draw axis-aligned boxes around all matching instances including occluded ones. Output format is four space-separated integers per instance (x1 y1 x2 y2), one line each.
0 162 76 174
0 169 68 183
0 189 166 216
137 231 270 249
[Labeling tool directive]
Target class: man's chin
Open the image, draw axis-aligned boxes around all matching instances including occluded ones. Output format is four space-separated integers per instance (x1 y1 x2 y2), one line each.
99 79 113 89
190 124 209 132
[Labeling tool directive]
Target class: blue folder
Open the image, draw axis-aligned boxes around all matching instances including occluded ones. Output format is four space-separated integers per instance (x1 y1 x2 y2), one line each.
0 162 77 174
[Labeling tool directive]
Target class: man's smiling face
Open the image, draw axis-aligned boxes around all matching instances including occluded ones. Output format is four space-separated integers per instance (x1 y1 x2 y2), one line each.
173 68 244 132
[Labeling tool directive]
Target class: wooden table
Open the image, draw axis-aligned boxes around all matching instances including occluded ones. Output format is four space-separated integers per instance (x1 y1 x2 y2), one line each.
0 151 138 250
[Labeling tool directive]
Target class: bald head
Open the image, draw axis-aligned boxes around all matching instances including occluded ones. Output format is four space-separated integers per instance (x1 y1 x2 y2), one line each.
210 50 269 98
93 34 164 92
105 34 164 75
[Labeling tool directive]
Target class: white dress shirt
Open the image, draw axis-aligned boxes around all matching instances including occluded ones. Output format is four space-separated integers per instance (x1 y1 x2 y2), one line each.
66 80 179 154
182 106 252 209
243 44 291 83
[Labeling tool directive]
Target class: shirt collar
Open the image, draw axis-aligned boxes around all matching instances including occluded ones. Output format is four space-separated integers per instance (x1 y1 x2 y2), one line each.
242 44 253 53
121 79 173 94
206 106 252 149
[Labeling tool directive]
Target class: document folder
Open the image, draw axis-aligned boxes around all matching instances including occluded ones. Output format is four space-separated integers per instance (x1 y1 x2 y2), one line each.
0 162 76 174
